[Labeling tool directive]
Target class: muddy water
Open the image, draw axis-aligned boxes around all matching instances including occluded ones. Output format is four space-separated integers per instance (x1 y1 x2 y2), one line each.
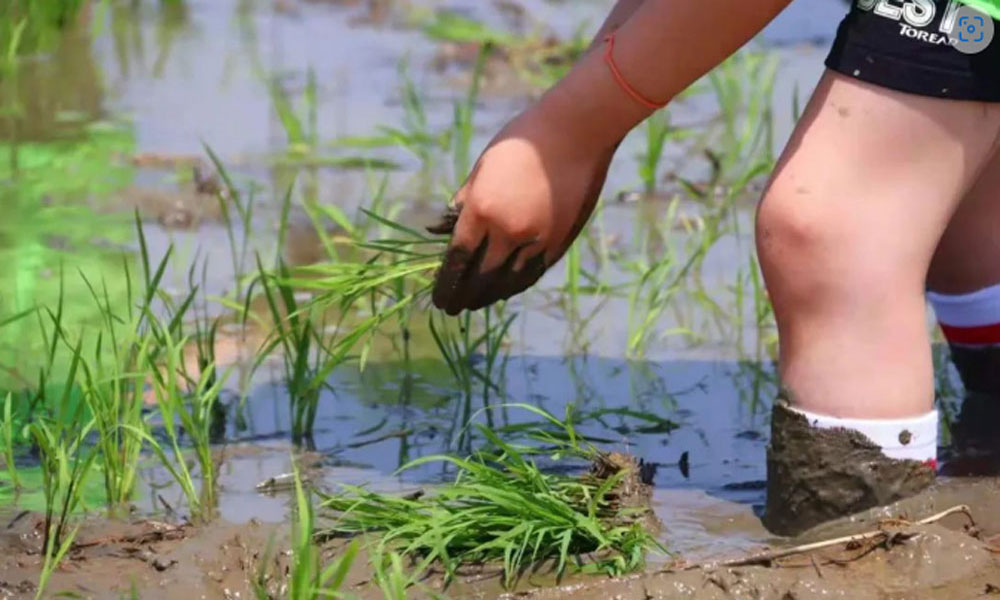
4 0 994 597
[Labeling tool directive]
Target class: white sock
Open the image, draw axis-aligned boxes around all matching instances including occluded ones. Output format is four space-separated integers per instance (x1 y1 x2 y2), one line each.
928 283 1000 347
788 406 938 465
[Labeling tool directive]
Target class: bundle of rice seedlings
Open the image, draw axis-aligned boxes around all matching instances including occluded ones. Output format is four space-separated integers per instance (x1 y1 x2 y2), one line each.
320 412 664 589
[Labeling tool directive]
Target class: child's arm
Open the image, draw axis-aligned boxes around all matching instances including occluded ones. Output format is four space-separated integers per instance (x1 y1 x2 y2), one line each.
430 0 793 315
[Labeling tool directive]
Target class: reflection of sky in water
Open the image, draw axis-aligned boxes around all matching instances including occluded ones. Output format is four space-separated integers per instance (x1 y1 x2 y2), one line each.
205 356 779 557
236 357 776 499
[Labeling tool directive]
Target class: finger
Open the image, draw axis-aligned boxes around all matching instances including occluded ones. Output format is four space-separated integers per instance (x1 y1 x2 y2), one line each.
466 244 548 311
431 209 486 315
444 235 491 315
511 239 547 272
433 234 489 316
478 230 526 274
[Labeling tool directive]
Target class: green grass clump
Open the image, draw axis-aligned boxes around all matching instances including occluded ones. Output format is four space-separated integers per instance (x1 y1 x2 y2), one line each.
320 410 660 589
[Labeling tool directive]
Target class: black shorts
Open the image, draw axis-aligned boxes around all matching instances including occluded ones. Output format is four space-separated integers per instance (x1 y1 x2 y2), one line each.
826 0 1000 101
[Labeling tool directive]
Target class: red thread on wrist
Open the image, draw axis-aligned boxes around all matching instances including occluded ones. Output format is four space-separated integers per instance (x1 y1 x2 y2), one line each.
603 32 666 111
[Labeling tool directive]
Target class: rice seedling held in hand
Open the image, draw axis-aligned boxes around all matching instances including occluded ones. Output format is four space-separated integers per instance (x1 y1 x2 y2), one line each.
321 406 663 590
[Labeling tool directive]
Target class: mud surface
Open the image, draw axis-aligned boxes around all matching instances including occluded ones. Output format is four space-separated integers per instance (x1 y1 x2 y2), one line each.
764 400 935 536
0 513 282 600
509 523 1000 600
3 478 1000 599
504 479 1000 600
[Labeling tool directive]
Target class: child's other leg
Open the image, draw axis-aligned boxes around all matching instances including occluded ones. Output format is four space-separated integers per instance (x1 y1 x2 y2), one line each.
928 157 1000 398
756 71 1000 534
927 152 1000 465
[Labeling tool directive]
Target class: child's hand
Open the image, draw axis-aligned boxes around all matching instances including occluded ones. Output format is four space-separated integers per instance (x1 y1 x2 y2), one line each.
429 102 618 315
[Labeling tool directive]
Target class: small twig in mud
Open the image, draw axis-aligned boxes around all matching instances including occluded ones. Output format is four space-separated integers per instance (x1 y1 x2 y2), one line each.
344 429 414 449
699 504 975 570
71 522 187 551
809 554 823 578
6 510 29 529
158 494 176 517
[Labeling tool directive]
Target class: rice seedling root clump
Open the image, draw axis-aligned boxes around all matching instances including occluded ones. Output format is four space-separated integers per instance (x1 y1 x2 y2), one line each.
320 419 665 589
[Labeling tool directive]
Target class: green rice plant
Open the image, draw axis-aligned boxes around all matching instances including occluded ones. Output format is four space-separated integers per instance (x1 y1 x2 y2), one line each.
30 409 94 536
34 505 80 600
253 258 327 445
206 145 256 296
27 327 98 597
0 18 26 175
321 408 659 588
564 241 583 310
422 12 520 47
373 552 411 600
636 110 674 194
72 323 150 512
429 304 515 449
284 208 444 357
251 464 359 600
72 232 175 511
707 50 779 193
290 463 358 599
450 44 490 186
267 66 319 155
329 59 443 171
130 318 230 521
625 201 707 358
1 393 21 492
328 59 448 184
24 286 98 535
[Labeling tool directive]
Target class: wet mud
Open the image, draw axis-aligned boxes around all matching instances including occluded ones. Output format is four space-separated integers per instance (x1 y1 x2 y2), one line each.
505 479 1000 600
0 513 283 600
4 478 1000 599
4 454 999 600
764 400 935 536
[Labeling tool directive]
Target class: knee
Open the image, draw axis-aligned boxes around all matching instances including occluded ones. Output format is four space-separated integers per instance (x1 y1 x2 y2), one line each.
755 180 850 308
757 181 829 270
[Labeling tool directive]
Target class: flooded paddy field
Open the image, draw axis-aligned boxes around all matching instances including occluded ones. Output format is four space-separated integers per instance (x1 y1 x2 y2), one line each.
2 0 999 598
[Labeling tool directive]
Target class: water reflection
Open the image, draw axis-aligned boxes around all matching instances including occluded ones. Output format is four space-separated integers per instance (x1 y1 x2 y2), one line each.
236 356 777 503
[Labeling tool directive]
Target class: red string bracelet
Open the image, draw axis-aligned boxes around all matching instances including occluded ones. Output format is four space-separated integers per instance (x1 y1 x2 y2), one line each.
603 32 666 111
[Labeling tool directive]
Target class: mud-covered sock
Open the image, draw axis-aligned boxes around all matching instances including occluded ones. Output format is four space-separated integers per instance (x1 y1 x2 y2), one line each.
764 400 937 535
928 283 1000 395
788 406 938 467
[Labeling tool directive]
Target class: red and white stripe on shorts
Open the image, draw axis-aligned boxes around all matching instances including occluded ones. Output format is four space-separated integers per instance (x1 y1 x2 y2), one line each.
928 283 1000 347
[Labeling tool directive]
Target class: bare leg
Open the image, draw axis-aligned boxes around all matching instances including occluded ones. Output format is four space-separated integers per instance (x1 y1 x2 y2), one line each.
757 71 1000 419
928 149 1000 453
928 152 1000 295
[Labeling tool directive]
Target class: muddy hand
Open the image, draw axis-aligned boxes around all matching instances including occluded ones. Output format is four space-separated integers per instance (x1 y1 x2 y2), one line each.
428 105 618 316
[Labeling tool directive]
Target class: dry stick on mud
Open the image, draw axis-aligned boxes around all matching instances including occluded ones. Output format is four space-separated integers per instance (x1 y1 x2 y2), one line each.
678 504 976 571
505 505 983 599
